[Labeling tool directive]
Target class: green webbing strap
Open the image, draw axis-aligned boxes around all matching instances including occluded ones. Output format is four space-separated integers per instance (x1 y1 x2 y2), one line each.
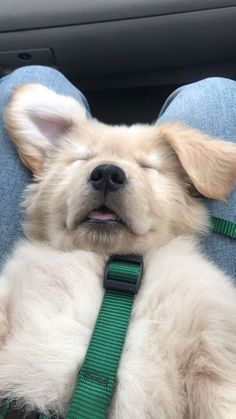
66 255 143 419
211 217 236 239
0 400 9 419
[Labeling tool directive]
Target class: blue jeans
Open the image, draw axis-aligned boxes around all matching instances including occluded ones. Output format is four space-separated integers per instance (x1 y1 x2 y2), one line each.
0 66 235 280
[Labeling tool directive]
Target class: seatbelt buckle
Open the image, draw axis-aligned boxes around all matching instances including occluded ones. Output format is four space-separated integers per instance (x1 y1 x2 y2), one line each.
104 255 143 295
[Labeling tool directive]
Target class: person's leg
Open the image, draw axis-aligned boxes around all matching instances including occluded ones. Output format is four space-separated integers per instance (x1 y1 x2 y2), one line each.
0 65 90 270
158 77 236 280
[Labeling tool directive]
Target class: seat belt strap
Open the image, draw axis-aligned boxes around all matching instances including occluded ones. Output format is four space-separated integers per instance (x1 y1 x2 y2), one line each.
0 400 9 419
211 217 236 239
66 255 143 419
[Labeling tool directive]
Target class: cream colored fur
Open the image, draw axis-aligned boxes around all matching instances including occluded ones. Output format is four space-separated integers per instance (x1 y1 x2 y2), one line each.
0 84 236 418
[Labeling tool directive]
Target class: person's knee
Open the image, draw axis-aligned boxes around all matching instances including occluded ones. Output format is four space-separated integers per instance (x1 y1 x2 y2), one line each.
178 77 236 133
0 65 91 122
191 76 234 87
0 65 63 92
13 65 60 78
181 76 236 100
0 66 63 107
159 76 236 136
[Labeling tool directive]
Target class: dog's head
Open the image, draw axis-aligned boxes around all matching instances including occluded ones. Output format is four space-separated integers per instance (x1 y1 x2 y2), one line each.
5 84 236 254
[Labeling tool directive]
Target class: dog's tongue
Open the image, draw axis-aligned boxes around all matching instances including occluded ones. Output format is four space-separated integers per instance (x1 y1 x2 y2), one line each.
88 209 118 221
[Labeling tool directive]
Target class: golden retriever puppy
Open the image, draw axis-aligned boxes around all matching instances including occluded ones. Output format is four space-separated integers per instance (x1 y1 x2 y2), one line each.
0 84 236 419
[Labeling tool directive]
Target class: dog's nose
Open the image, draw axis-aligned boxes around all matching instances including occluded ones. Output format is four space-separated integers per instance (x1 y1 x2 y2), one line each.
90 164 127 192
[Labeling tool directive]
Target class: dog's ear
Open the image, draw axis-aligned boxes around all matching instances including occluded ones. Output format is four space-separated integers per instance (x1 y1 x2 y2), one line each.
159 122 236 200
4 84 87 174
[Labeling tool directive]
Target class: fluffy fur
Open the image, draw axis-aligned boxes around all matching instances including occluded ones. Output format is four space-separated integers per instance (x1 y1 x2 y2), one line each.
0 84 236 418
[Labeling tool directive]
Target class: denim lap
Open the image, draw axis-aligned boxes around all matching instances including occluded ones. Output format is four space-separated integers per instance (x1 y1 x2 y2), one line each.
159 77 236 280
0 66 90 268
0 68 235 280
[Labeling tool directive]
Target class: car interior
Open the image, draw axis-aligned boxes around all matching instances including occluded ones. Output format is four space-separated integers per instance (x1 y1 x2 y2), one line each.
0 4 236 418
0 0 236 124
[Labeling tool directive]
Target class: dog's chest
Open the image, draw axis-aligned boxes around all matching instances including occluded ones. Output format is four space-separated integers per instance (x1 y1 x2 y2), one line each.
0 246 108 411
0 241 195 416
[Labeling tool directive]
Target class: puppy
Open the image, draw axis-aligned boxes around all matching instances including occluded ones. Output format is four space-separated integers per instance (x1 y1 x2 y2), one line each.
0 84 236 419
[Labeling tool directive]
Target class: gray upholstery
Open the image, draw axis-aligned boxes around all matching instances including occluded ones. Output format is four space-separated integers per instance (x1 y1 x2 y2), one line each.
0 1 236 88
1 0 236 31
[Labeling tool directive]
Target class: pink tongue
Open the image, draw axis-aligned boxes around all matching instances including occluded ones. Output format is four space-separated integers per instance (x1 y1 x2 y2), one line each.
88 210 118 221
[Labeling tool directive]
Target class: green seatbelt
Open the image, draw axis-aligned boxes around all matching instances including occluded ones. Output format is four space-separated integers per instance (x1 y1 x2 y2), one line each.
0 400 9 419
65 255 143 419
0 216 235 419
211 217 236 239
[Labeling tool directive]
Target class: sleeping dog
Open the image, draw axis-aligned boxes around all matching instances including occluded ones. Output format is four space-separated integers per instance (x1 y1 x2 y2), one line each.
0 84 236 418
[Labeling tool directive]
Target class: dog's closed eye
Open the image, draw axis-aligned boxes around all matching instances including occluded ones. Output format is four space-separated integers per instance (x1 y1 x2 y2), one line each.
74 145 91 161
137 154 162 170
